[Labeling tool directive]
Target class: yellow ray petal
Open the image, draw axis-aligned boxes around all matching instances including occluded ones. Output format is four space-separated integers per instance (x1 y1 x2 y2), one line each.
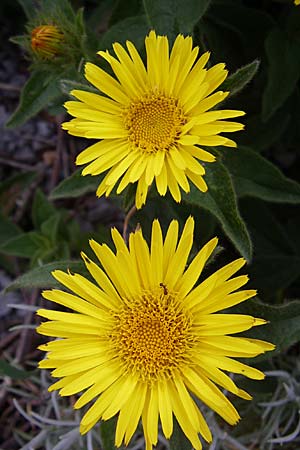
167 380 203 450
85 62 129 104
117 382 147 446
142 383 159 445
163 220 179 275
41 289 110 318
157 380 173 439
70 89 121 113
155 163 168 196
59 359 121 396
76 139 125 165
177 237 218 298
150 220 164 285
164 217 194 288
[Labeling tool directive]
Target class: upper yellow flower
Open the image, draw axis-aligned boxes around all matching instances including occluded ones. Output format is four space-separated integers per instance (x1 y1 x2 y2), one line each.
31 25 64 59
37 217 274 450
62 31 245 208
295 0 300 5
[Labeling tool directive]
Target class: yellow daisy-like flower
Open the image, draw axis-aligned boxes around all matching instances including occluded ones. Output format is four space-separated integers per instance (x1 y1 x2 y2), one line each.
37 217 274 450
295 0 300 5
62 31 245 208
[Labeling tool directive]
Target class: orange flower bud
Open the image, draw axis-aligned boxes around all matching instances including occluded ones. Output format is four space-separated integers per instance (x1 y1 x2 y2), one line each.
31 25 64 59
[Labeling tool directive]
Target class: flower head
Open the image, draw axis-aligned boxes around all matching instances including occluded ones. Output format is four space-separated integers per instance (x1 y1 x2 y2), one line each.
31 24 64 59
62 31 245 208
295 0 300 5
37 217 274 450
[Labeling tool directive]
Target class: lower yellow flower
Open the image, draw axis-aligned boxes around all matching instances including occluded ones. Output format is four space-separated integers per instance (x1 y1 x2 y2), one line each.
37 217 274 450
31 25 64 59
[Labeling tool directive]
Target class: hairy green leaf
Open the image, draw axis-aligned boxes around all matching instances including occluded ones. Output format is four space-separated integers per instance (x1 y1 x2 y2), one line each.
240 109 290 152
40 213 61 243
17 0 36 18
223 146 300 203
0 359 34 379
240 199 300 293
170 419 192 450
32 189 56 229
6 71 61 128
221 60 260 97
100 417 118 450
263 29 300 121
235 299 300 358
143 0 211 37
183 161 252 260
50 169 101 200
0 232 46 258
0 213 22 246
4 260 86 292
99 15 150 50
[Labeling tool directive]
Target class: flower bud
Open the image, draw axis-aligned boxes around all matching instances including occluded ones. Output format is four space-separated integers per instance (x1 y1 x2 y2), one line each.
31 25 64 59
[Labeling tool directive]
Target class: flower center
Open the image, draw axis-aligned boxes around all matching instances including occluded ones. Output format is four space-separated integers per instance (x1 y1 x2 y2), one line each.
110 288 193 381
124 92 187 153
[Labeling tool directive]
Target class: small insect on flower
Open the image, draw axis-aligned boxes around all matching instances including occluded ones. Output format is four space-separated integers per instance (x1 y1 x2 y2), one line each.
31 24 64 59
62 31 245 208
160 282 168 295
37 217 274 450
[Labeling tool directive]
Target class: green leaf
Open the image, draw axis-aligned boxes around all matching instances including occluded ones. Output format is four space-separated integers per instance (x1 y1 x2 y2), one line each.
240 199 300 293
4 260 86 292
263 29 300 121
6 71 61 128
170 419 192 450
40 213 61 243
223 146 300 203
32 189 56 229
41 0 75 20
239 109 290 152
0 359 33 379
206 3 275 61
50 169 101 200
99 15 150 51
86 0 116 30
221 60 260 97
235 299 300 358
183 160 252 261
100 417 118 450
136 194 217 250
143 0 211 37
0 232 45 258
10 35 28 47
17 0 36 18
60 79 98 96
0 212 22 246
109 0 143 25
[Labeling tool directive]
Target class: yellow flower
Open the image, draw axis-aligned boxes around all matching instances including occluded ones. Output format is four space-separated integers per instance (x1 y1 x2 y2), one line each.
62 31 245 208
37 217 274 450
31 25 64 59
295 0 300 5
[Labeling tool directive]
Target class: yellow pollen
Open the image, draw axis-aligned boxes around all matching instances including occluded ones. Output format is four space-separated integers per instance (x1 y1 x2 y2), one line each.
124 92 187 153
110 290 193 381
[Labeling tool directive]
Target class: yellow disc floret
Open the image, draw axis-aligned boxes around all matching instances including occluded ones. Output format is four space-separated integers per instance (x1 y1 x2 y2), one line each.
125 93 187 153
111 288 192 380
